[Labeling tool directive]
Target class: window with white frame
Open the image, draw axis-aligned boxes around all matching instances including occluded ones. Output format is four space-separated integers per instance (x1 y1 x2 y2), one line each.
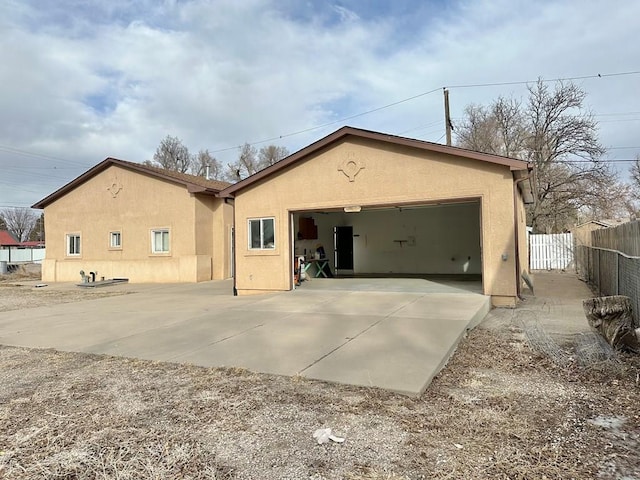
248 218 275 250
110 231 122 248
151 229 170 254
66 234 81 256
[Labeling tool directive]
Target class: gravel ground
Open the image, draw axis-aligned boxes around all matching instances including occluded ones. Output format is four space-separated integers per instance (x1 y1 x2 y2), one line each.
0 266 128 312
0 269 639 479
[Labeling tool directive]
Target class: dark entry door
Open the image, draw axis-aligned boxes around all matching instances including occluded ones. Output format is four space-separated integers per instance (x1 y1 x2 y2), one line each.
334 226 353 272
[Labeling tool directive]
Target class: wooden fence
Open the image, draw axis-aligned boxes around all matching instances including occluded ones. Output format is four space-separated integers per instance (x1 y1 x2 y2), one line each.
575 220 640 325
592 220 640 256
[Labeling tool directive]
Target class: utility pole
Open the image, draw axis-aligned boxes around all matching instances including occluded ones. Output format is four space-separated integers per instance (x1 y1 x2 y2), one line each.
443 88 452 146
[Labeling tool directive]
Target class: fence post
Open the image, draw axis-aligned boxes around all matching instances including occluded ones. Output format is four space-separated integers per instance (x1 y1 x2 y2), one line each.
616 253 620 295
598 249 602 295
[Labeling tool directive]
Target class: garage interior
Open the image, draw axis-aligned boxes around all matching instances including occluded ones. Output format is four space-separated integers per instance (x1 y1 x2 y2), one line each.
292 199 483 292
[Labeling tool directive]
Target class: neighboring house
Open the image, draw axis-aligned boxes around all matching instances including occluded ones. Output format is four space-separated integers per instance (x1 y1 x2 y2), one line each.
0 231 44 265
0 230 19 248
220 126 534 307
572 218 631 247
32 158 233 283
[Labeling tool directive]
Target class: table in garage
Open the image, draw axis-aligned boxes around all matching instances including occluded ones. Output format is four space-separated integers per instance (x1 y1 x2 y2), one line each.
302 258 332 278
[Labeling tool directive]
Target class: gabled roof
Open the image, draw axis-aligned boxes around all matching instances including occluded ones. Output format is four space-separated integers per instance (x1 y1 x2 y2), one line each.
219 126 533 197
573 218 631 229
0 230 19 246
32 158 232 209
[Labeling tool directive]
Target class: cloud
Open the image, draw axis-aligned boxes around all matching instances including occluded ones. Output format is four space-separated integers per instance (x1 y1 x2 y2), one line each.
0 0 639 207
331 5 360 23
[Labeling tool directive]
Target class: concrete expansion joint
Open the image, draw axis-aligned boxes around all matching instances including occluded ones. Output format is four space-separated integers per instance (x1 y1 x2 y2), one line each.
297 319 385 375
166 323 265 361
298 295 424 376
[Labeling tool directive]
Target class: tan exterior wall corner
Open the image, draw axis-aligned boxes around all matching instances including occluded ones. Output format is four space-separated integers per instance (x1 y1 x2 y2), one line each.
236 288 283 296
41 259 57 282
491 295 517 308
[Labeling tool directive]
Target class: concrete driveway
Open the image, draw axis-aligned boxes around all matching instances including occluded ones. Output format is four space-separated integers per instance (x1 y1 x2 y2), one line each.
0 278 490 395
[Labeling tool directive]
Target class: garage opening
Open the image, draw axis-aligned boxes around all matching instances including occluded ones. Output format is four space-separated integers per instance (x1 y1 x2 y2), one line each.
292 199 483 293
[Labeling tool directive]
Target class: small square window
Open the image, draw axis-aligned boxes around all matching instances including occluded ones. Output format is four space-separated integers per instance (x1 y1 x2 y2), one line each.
110 231 122 248
151 229 170 254
66 234 81 256
248 218 275 250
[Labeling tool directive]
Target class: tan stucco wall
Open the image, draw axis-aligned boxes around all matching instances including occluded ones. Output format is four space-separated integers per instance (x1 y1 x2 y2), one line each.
572 222 604 247
232 137 522 304
41 165 229 283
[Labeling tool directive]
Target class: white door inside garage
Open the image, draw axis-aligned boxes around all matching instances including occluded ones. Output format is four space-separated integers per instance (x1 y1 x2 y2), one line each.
293 200 482 281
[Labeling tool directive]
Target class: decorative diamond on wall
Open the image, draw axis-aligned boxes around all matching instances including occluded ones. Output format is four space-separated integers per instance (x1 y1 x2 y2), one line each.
107 178 123 198
338 153 364 182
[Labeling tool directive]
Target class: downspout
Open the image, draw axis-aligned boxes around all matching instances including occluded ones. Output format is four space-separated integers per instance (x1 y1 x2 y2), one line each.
513 167 534 300
224 197 237 296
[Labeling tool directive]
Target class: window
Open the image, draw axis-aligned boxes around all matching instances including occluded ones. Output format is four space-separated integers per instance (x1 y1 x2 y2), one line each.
66 234 81 256
151 229 170 254
110 231 122 248
248 218 275 249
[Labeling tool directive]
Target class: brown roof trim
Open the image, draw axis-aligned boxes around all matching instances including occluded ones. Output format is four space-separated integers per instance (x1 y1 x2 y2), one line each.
32 158 232 209
219 126 532 197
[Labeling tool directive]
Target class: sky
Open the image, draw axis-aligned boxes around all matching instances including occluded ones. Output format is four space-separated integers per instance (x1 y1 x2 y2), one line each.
1 0 639 209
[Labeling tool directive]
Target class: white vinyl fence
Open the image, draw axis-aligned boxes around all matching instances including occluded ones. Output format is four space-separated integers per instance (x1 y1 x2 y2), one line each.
0 248 45 263
528 232 574 270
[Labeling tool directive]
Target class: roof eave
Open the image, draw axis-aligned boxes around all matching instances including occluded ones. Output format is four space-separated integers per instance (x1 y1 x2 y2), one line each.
31 158 225 208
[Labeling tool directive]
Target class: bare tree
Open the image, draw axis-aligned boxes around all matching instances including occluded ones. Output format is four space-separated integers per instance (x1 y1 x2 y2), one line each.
147 136 226 181
457 97 527 158
152 135 191 173
258 145 289 168
190 149 223 179
631 155 640 193
28 213 45 242
1 208 39 242
456 79 622 233
223 143 289 182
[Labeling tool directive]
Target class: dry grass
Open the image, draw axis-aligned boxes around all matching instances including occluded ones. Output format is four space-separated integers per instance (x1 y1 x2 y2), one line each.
0 265 127 312
1 322 639 479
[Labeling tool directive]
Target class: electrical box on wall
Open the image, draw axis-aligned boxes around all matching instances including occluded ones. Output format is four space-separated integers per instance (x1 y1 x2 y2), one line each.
298 217 318 240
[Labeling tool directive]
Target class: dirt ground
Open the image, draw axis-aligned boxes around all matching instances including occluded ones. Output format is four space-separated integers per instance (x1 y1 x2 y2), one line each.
0 270 639 479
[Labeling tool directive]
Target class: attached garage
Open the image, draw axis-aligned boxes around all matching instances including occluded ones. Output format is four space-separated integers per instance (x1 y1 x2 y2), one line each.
220 126 533 307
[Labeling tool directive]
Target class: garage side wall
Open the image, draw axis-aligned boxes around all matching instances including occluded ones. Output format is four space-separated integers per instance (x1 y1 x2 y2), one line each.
233 138 518 302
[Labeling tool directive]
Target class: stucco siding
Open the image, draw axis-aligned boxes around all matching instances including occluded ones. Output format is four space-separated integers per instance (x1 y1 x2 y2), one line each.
233 138 519 301
41 165 224 283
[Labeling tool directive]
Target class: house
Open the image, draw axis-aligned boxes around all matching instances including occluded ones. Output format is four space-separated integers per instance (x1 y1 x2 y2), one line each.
0 231 45 267
572 218 631 247
32 158 233 283
220 126 534 307
0 230 19 248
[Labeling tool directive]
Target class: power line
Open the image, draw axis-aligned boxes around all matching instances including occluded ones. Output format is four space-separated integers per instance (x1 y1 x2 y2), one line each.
0 145 88 167
208 69 640 153
445 70 640 90
209 88 444 153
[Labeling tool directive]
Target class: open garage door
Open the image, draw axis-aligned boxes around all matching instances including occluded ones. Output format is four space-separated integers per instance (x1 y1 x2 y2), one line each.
292 199 482 289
